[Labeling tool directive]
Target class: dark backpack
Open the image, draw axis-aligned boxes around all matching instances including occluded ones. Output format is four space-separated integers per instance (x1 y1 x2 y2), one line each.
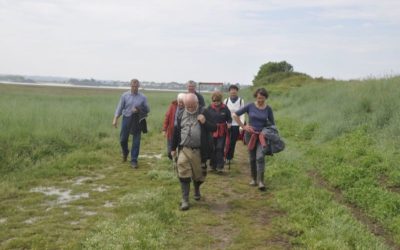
261 125 285 156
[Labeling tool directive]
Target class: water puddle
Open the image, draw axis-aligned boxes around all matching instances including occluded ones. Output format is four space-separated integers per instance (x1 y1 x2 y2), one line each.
92 184 110 192
104 201 114 208
30 186 89 205
83 211 97 216
24 217 39 224
70 175 105 185
140 153 162 160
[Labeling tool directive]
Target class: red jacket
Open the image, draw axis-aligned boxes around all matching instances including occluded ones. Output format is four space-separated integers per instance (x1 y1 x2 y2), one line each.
162 100 178 140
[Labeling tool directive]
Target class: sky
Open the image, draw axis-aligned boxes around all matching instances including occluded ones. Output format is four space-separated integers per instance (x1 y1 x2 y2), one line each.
1 0 399 85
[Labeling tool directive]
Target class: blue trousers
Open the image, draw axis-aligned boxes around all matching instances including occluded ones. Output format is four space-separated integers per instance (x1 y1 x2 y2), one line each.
120 116 141 164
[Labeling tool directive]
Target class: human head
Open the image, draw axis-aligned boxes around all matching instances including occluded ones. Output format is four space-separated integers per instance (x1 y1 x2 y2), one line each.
253 88 269 105
184 93 198 114
186 80 197 93
177 93 186 108
211 91 223 105
130 79 140 94
228 85 239 98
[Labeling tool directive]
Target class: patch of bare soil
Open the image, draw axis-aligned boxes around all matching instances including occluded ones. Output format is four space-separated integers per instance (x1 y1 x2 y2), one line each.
205 143 291 249
379 175 400 194
308 170 400 250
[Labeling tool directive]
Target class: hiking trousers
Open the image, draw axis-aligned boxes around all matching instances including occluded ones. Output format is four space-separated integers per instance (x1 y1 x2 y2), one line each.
177 147 205 182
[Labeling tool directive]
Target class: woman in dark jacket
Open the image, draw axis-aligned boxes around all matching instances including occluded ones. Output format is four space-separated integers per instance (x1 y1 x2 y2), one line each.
207 91 232 173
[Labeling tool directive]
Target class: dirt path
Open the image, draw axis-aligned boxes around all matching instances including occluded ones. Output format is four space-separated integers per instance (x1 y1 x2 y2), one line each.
198 143 291 249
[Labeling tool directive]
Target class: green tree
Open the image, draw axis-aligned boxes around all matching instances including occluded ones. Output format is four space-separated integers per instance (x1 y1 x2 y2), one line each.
253 61 293 83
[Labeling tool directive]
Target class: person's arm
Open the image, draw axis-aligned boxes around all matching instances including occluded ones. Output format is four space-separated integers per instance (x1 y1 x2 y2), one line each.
170 119 181 158
233 104 253 133
198 93 205 108
112 94 124 128
239 98 246 124
142 95 150 114
162 104 172 135
268 106 275 125
225 107 232 129
199 109 217 132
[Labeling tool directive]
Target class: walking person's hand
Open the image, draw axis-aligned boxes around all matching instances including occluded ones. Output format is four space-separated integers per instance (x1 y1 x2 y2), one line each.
197 114 206 124
112 117 118 128
243 125 255 133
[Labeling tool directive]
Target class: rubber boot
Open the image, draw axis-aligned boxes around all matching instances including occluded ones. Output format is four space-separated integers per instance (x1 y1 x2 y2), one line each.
180 180 190 211
249 161 257 186
193 181 203 201
257 171 266 191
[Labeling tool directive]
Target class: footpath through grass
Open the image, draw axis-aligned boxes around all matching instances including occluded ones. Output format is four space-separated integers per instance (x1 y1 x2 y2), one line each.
0 83 399 249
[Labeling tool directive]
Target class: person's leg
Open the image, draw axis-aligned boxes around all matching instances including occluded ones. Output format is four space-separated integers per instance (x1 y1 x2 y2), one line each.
209 138 217 170
227 126 239 160
249 147 257 186
215 136 225 171
167 138 172 160
120 116 131 160
131 132 142 165
179 178 191 210
256 142 266 191
190 149 203 201
177 147 194 210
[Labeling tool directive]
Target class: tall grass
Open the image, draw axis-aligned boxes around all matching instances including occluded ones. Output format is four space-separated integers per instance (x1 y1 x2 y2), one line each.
270 76 400 244
0 85 185 174
277 77 400 147
1 80 400 249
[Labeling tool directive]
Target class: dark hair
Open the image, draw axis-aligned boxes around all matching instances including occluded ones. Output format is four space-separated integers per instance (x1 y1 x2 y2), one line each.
228 85 239 91
253 88 269 99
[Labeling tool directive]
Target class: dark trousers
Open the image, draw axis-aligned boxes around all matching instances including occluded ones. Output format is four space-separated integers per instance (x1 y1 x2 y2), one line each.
210 136 226 169
226 126 239 160
120 116 142 164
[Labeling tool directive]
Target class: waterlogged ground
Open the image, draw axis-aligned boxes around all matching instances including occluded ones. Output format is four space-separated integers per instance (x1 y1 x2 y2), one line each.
0 142 290 249
1 140 398 249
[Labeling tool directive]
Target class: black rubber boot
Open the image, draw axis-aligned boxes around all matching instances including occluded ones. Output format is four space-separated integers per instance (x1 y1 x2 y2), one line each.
193 181 203 201
179 179 191 211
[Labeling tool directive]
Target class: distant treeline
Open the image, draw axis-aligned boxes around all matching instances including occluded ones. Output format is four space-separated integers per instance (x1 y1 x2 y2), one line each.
0 74 243 92
0 74 36 83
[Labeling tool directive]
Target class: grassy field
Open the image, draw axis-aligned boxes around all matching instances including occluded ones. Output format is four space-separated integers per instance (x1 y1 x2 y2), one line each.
0 80 399 249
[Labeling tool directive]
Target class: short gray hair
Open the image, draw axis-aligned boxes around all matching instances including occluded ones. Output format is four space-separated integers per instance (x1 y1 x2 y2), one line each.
186 80 196 86
177 93 186 102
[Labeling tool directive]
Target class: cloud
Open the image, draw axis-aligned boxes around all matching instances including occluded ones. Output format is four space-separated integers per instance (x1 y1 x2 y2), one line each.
0 0 399 83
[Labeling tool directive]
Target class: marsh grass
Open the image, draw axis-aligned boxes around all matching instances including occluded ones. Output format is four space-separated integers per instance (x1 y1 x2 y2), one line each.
1 81 400 249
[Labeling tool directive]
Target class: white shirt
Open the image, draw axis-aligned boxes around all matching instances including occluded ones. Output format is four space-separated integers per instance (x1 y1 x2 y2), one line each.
224 97 245 126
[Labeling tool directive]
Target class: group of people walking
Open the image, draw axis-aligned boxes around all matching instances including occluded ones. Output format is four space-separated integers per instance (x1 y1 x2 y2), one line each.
113 79 275 211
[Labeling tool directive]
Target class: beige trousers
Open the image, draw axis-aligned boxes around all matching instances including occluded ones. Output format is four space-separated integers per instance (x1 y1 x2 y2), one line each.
177 147 204 182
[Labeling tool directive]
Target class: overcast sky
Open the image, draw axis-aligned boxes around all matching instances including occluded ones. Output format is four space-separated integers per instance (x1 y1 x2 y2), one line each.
1 0 399 84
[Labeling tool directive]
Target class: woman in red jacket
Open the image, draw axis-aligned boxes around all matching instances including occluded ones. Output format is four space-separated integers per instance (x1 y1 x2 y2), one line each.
163 93 185 159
